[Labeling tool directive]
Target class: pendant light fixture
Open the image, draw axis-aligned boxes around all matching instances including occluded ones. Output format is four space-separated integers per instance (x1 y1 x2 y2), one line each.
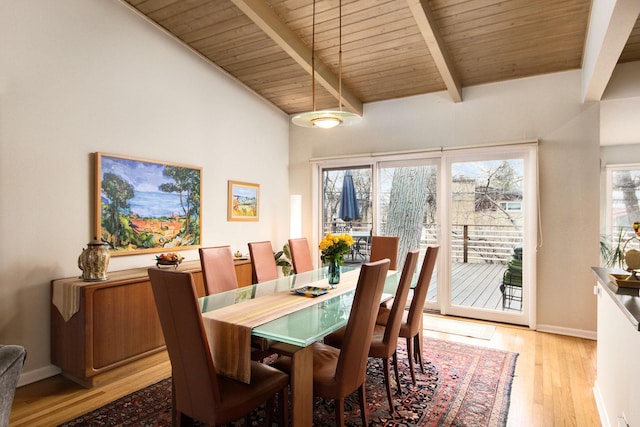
291 0 361 129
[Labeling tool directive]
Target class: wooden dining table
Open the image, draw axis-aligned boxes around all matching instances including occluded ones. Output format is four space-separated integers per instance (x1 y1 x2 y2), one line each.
199 266 400 427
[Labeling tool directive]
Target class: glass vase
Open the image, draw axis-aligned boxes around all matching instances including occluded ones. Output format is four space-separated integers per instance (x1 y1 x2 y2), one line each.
327 260 340 285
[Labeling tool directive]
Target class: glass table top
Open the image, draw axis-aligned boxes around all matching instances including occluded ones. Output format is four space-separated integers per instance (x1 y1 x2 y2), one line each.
199 265 401 347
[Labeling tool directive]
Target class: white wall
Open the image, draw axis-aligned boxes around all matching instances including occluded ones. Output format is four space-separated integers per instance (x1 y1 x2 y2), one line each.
601 144 640 165
0 0 290 383
601 61 640 146
290 70 601 336
599 61 640 257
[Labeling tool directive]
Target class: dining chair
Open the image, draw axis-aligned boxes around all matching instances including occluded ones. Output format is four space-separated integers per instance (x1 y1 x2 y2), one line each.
273 259 390 427
324 250 419 413
377 245 440 384
147 268 289 426
199 246 238 295
370 235 400 310
369 235 399 270
199 245 272 359
248 241 279 283
288 237 314 274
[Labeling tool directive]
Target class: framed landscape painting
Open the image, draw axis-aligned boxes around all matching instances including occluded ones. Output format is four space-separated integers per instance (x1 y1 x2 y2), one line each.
95 153 202 256
228 180 259 222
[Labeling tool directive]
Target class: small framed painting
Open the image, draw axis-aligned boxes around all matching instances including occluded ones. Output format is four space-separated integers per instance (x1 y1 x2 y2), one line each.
95 153 202 256
228 180 259 222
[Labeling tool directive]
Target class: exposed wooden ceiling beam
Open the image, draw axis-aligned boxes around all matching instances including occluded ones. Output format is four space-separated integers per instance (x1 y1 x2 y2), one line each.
230 0 363 116
582 0 640 102
406 0 463 103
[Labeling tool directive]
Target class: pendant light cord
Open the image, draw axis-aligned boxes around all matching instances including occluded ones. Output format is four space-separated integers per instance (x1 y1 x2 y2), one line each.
292 0 360 127
313 0 344 112
339 0 343 112
312 0 316 112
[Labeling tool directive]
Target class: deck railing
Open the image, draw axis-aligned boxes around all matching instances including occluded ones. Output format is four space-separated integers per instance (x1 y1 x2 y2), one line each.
450 224 522 263
324 222 522 265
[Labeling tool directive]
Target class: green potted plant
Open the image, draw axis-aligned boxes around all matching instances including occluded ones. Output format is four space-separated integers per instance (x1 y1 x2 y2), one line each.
275 243 293 276
601 227 626 268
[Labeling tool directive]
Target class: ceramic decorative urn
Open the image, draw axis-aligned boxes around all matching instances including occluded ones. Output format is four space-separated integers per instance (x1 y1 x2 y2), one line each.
78 237 110 281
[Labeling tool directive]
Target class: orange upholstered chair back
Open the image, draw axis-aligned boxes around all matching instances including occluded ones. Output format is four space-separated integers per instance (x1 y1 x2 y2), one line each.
147 268 221 424
288 238 314 274
369 236 399 270
406 245 439 336
334 259 390 393
248 241 278 283
383 250 419 346
199 246 238 295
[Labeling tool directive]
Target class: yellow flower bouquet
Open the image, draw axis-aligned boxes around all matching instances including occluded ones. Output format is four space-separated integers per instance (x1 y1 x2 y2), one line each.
319 233 354 266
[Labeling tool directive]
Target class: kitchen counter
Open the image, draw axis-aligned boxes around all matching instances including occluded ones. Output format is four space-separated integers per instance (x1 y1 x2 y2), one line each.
592 266 640 426
591 267 640 331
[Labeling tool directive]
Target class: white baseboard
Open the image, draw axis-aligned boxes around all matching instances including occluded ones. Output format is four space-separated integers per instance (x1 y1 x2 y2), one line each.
535 323 597 340
593 381 610 427
18 364 61 387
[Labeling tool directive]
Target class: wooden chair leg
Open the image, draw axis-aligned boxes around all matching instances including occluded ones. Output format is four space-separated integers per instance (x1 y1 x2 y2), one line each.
406 336 417 385
392 351 402 396
265 395 274 426
358 383 368 427
336 397 346 427
171 378 178 427
178 413 195 426
382 357 394 413
413 335 419 362
278 387 289 427
416 329 425 373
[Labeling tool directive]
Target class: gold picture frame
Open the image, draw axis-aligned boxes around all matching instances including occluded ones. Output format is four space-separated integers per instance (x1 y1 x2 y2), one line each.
227 180 259 222
95 152 202 256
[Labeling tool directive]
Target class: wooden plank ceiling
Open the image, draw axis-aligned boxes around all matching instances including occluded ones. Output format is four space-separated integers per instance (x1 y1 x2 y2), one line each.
123 0 640 115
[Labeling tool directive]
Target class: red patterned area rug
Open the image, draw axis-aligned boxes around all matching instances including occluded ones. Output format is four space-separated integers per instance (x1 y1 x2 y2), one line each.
59 338 517 427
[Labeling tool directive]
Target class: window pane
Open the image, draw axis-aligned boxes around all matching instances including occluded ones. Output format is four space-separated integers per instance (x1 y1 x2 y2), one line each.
605 167 640 267
321 167 372 263
379 164 438 263
450 159 524 311
610 169 640 230
379 163 438 303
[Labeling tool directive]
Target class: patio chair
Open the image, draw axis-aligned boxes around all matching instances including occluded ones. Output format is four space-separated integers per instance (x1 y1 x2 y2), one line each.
500 246 523 309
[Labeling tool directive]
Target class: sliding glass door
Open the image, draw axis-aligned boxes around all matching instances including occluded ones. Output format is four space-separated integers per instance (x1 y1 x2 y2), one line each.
442 147 535 325
315 144 536 326
377 159 440 310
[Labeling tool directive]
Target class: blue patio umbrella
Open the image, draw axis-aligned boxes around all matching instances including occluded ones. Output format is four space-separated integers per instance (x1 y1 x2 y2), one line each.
338 171 361 222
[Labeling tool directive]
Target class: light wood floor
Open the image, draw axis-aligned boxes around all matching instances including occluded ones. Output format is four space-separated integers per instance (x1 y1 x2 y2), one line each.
10 316 600 427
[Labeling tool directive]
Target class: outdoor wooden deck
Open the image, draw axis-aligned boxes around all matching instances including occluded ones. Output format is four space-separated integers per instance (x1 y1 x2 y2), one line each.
345 258 520 312
436 262 518 311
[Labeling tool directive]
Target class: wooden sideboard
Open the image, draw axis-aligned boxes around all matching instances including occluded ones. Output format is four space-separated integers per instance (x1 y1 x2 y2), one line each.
51 258 252 387
233 258 253 287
